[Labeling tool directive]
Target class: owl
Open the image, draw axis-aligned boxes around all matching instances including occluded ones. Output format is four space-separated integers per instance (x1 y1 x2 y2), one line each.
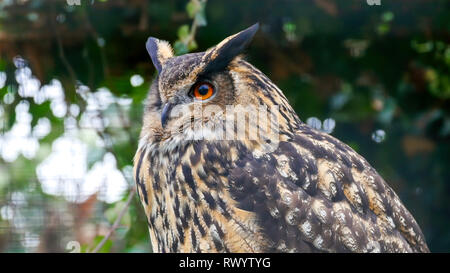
133 23 429 253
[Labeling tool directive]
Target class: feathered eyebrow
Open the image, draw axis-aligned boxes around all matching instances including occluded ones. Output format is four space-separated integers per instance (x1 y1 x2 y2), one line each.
194 69 216 85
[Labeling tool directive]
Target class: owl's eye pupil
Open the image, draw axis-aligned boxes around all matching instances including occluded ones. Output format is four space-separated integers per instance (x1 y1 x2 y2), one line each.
198 85 209 96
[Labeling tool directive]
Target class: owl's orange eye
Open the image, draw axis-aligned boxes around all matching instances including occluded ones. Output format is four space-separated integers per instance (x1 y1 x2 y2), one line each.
192 82 215 100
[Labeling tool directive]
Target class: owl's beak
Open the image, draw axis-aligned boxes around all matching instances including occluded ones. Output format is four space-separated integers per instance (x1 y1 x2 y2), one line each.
161 102 173 128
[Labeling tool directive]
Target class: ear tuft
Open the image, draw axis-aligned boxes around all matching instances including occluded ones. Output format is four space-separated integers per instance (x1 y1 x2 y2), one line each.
146 37 174 73
202 23 259 74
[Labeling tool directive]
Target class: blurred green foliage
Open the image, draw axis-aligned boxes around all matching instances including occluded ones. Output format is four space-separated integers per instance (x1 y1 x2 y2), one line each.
0 0 449 252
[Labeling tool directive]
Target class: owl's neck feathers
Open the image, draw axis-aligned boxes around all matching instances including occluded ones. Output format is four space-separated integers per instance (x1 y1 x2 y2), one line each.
228 57 302 132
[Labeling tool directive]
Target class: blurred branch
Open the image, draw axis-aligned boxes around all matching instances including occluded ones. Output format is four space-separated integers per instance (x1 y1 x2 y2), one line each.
49 5 137 252
91 188 136 253
173 0 208 55
80 3 136 152
93 1 209 253
50 5 77 87
138 0 149 32
82 6 110 79
186 1 205 44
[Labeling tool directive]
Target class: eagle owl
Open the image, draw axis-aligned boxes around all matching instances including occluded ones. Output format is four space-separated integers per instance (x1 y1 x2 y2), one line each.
133 24 429 253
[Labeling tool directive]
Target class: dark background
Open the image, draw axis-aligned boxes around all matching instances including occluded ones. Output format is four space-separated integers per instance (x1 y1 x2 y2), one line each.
0 0 449 252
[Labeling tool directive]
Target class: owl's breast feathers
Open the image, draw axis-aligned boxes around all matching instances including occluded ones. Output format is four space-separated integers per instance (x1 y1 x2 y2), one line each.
134 122 429 253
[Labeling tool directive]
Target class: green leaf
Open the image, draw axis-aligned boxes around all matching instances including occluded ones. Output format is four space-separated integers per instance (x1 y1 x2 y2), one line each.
377 97 396 124
105 201 132 227
125 242 150 253
177 24 190 40
188 39 198 51
283 22 296 33
173 41 189 55
411 40 434 53
195 12 207 27
444 47 450 66
377 23 390 35
381 11 394 22
186 1 198 18
426 70 450 99
90 236 113 253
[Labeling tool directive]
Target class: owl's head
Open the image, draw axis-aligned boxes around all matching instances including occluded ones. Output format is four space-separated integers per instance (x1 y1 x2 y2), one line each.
140 23 298 148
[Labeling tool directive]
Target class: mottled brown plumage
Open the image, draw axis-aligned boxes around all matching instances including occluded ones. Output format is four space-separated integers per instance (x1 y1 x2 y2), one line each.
133 24 429 253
